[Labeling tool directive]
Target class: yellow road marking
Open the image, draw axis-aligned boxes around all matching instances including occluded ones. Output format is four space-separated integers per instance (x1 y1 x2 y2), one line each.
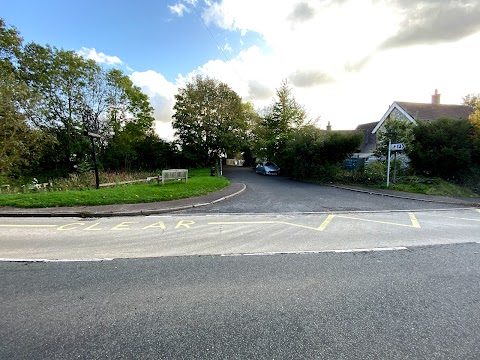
208 220 327 231
336 212 421 228
84 223 103 231
57 222 85 231
409 213 421 228
111 222 138 230
209 213 420 232
318 215 335 231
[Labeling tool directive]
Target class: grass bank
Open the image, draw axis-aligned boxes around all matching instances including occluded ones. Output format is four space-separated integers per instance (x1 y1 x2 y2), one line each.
0 168 230 208
352 175 477 198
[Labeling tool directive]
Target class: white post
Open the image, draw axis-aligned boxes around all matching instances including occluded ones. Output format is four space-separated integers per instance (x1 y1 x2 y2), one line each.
220 157 223 176
387 139 391 188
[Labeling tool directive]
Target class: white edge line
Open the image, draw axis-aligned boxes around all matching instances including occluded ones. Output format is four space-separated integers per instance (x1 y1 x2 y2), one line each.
221 247 408 256
0 258 114 263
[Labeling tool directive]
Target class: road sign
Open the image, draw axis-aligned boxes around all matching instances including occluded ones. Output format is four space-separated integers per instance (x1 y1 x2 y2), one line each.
390 143 405 151
84 130 102 139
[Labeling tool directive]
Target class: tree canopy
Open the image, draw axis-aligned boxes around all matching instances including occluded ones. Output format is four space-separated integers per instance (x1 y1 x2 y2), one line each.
374 117 415 157
254 79 307 162
408 118 479 180
1 18 162 181
172 75 248 166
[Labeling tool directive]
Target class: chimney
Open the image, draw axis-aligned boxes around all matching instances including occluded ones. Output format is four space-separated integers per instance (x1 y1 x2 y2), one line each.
326 121 332 131
431 89 441 104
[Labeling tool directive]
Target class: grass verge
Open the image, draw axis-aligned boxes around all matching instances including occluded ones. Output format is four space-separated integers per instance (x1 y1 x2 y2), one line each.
372 176 478 198
0 168 230 208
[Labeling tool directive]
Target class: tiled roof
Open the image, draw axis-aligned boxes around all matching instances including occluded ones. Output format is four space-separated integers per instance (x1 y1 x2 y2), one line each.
355 121 378 153
395 102 474 123
355 121 377 132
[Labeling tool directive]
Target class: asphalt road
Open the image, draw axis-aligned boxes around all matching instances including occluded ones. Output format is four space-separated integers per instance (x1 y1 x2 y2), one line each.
1 208 479 259
1 166 479 359
1 243 479 359
181 166 465 213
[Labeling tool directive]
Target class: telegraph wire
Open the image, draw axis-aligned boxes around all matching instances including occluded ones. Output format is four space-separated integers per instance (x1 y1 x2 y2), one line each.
191 3 231 63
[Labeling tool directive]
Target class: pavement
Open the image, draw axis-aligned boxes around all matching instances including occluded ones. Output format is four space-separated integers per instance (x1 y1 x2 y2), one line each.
0 181 478 218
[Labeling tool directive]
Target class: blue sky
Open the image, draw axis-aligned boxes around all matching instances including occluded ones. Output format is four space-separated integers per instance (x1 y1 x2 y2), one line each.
3 0 480 140
1 0 248 81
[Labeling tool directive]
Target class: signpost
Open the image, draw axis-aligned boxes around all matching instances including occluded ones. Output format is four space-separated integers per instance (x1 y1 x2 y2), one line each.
387 141 405 187
84 130 101 189
82 108 102 189
390 143 405 151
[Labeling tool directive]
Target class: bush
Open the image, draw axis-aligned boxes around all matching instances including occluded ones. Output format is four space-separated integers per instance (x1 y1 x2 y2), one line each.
364 161 386 184
409 118 479 181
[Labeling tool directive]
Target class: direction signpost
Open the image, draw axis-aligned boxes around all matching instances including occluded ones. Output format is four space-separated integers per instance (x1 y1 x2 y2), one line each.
387 141 405 187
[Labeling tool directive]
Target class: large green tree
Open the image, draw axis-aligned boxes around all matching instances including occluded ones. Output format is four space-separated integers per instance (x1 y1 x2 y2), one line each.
409 118 478 180
100 69 156 170
172 75 248 166
19 44 101 172
282 125 362 179
0 19 55 179
18 43 155 173
254 79 307 162
0 72 55 179
1 18 159 179
464 94 480 139
374 117 415 157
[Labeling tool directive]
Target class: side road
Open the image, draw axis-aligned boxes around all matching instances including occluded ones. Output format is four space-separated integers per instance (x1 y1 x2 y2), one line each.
0 181 478 218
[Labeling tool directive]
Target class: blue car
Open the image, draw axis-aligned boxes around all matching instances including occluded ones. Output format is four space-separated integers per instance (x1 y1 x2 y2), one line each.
255 161 280 176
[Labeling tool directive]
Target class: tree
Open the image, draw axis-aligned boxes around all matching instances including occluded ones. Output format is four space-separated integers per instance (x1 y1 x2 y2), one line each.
464 94 480 138
172 75 247 166
0 18 22 74
282 125 362 180
0 19 55 179
409 118 478 180
374 117 415 157
0 72 55 179
18 44 101 173
1 18 158 178
254 79 307 162
101 69 156 170
18 43 155 173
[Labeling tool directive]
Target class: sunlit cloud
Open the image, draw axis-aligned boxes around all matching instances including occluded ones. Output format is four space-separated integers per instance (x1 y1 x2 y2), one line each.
130 70 178 141
77 47 123 65
169 3 189 16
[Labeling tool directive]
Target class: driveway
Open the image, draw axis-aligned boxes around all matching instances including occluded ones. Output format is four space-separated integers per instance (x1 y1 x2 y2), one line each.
183 166 464 213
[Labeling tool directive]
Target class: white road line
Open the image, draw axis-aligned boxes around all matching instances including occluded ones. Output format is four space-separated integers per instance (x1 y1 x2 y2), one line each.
0 224 58 228
0 258 114 262
221 247 408 256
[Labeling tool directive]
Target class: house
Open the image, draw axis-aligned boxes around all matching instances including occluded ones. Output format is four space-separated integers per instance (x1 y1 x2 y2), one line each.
355 90 474 158
355 121 378 157
372 90 474 133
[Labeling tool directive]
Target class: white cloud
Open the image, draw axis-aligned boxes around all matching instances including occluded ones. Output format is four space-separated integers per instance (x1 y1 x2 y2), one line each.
77 47 123 65
169 3 189 16
130 70 178 141
119 0 480 143
222 41 232 53
191 0 480 130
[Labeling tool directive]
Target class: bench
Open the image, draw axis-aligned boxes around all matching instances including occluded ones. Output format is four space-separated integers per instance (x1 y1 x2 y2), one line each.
160 169 188 185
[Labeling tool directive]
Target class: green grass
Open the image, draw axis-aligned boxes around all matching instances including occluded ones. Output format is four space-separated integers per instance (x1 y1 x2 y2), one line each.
374 176 479 198
0 168 230 208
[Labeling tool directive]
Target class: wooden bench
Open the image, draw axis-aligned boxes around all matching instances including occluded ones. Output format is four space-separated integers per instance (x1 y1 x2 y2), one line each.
160 169 188 185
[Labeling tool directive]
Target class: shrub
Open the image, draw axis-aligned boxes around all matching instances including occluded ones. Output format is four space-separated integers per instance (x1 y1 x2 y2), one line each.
364 161 386 184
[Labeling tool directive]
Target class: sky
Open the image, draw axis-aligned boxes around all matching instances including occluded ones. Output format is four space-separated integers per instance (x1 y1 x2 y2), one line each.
3 0 480 140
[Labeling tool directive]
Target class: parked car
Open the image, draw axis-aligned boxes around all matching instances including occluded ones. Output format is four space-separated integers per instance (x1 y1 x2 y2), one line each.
256 161 280 176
